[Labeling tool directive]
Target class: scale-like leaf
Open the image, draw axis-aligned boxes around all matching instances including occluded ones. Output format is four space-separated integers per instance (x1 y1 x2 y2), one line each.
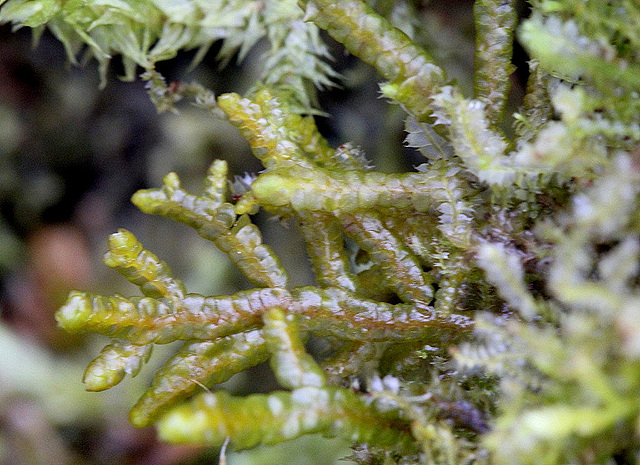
302 0 446 121
132 167 288 288
157 387 416 451
103 228 185 301
473 0 517 125
130 331 269 427
251 166 471 214
341 212 434 307
263 308 324 389
83 339 153 392
57 285 473 344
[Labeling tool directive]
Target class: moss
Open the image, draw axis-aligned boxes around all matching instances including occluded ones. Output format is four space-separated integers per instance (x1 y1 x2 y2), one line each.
4 0 640 462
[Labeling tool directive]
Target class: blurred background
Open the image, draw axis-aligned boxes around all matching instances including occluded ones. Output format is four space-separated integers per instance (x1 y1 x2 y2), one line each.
0 1 501 462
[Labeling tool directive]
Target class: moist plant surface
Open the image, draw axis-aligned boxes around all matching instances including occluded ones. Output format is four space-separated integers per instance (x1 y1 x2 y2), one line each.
3 0 640 463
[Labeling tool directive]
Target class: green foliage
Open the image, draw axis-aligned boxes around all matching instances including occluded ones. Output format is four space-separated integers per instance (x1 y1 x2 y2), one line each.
473 0 516 125
5 0 640 463
0 0 332 109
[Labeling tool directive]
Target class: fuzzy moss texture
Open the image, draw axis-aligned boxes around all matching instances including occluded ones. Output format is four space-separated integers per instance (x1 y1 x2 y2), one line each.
3 0 640 463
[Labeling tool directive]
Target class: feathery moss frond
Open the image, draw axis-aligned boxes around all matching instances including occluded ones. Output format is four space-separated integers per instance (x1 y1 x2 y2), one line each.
0 0 334 110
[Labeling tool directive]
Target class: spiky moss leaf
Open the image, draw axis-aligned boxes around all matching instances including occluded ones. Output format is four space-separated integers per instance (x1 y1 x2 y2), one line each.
431 251 474 316
476 243 538 321
1 0 335 110
516 6 640 142
452 313 541 385
414 160 477 249
431 87 515 186
258 1 339 112
513 85 613 177
1 0 204 83
404 116 454 161
157 387 416 452
548 154 640 313
456 155 640 464
482 311 640 465
519 13 640 93
542 0 640 60
514 60 553 144
0 0 61 27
